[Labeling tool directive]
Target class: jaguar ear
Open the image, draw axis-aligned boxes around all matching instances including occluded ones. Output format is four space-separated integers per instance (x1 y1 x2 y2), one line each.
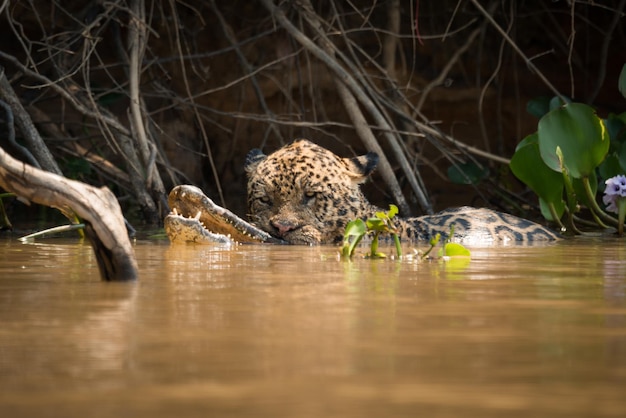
342 152 379 183
245 149 267 173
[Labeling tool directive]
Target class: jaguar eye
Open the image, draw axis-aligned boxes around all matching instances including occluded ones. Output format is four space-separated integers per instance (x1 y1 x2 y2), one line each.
258 195 271 206
303 191 317 203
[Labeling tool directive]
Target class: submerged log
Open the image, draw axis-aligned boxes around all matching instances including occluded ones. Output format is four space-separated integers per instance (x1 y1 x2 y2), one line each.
0 145 138 281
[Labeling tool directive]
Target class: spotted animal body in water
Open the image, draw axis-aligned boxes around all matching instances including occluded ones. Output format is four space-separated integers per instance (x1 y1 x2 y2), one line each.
244 139 558 245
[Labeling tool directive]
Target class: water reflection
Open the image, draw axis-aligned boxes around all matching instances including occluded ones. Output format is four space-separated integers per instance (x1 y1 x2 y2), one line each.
0 237 625 417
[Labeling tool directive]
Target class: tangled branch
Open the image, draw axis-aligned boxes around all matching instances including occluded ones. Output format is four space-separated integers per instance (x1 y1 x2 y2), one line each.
0 0 622 223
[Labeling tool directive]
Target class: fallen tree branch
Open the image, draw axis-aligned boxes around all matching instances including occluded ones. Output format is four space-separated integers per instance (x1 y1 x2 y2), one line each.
0 145 138 281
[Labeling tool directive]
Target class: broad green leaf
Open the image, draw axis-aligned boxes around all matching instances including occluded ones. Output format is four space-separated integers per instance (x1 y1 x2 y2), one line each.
344 219 366 236
438 242 471 257
598 153 623 180
526 96 551 119
549 95 570 110
538 103 610 178
510 133 564 205
514 132 538 152
539 197 565 222
341 219 366 258
604 113 626 149
447 161 489 185
366 218 386 231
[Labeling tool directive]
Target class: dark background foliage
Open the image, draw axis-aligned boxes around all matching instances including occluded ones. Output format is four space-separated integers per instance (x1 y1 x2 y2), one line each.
1 0 624 225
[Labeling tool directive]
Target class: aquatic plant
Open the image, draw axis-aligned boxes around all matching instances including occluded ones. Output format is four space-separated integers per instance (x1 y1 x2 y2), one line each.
420 225 471 259
510 63 626 236
341 204 402 259
340 206 470 260
603 175 626 236
0 192 87 240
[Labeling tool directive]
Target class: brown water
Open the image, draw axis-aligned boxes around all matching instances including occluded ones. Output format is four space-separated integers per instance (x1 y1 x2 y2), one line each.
0 236 625 417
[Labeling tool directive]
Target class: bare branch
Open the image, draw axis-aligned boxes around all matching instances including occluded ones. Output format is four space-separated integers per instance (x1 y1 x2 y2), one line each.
0 67 62 175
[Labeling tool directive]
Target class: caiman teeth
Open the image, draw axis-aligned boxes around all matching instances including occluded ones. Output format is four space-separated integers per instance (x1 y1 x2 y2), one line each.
172 208 179 215
194 211 201 221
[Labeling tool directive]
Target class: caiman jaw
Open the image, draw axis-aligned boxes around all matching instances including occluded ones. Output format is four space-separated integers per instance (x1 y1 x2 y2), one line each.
164 185 285 245
164 207 234 245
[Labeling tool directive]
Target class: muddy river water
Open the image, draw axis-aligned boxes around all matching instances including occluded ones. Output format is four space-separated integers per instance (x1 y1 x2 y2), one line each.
1 236 625 417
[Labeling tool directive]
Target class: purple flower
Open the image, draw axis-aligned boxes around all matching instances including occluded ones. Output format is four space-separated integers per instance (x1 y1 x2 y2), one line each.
603 193 619 213
603 175 626 214
604 175 626 196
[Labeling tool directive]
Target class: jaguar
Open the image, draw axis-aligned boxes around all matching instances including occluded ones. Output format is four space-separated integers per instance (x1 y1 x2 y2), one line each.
164 139 559 245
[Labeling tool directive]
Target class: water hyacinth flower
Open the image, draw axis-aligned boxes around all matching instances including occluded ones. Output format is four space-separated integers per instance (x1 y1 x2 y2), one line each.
603 175 626 213
603 175 626 235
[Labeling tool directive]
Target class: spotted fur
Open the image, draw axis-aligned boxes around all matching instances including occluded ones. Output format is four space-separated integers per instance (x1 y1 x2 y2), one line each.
244 139 558 245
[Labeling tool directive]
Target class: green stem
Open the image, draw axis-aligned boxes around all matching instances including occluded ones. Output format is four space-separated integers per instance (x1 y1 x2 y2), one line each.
588 208 609 229
561 170 578 232
617 198 626 236
582 176 619 227
347 234 364 258
370 232 380 258
421 243 435 259
18 223 85 242
421 233 441 259
547 202 565 231
393 234 402 258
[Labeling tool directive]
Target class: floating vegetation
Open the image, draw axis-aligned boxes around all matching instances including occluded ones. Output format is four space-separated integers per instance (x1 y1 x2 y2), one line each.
340 205 470 261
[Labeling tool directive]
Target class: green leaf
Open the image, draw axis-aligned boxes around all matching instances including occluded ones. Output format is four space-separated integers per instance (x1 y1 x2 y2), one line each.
549 96 570 110
572 170 597 208
447 161 489 185
619 141 626 173
598 152 623 180
366 218 386 231
387 204 398 218
514 132 537 152
368 252 387 259
429 233 441 247
526 96 551 119
539 197 565 222
619 63 626 99
538 103 610 178
510 133 564 205
604 113 626 148
438 242 471 257
344 219 366 237
341 219 366 258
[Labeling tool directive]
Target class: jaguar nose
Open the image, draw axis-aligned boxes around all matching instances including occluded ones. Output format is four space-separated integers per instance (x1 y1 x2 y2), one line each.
271 220 298 236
